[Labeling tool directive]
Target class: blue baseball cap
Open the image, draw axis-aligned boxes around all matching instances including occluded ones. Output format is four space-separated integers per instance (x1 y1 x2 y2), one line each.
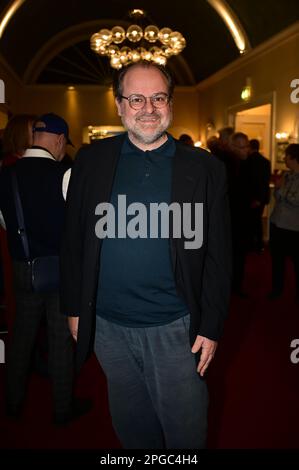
33 113 73 146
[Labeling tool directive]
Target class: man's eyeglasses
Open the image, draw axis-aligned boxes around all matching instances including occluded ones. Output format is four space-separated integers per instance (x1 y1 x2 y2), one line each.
120 93 170 110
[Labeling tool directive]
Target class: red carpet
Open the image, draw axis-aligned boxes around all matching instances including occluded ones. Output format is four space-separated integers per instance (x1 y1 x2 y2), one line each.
0 249 298 449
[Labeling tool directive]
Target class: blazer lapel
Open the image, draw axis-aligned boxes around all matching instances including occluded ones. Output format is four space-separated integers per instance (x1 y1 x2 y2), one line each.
87 134 125 261
90 133 125 206
170 142 205 272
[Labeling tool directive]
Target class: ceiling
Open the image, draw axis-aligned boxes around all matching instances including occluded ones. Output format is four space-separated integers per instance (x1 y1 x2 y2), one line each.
0 0 298 86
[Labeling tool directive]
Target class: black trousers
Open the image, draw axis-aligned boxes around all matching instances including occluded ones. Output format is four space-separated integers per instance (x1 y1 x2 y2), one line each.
6 261 74 414
269 224 299 296
249 206 265 250
231 215 250 292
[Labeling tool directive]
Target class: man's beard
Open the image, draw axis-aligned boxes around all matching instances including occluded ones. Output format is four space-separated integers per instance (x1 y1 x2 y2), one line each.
121 110 173 145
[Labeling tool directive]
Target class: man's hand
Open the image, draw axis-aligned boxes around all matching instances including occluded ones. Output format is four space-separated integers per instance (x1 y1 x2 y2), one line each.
191 335 218 376
68 316 79 342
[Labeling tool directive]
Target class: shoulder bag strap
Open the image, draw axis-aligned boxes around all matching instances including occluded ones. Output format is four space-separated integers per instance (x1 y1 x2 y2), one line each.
11 168 30 260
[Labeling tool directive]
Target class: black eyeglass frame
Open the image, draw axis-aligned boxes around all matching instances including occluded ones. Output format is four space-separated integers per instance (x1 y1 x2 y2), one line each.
119 92 171 109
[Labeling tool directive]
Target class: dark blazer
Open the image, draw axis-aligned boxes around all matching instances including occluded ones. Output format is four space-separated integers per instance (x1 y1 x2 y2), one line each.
60 134 232 369
0 157 66 260
247 151 271 206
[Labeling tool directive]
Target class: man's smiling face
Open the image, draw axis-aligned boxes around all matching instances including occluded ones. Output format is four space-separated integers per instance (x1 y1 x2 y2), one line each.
115 64 173 150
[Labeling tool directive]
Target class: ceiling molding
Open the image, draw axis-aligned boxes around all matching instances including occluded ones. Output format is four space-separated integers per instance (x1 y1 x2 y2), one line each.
23 19 127 84
196 21 299 90
0 52 23 85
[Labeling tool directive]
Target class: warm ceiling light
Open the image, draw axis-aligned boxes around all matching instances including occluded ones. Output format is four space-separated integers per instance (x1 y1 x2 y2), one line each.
67 86 75 91
207 0 250 54
130 9 145 17
0 0 26 39
90 9 186 69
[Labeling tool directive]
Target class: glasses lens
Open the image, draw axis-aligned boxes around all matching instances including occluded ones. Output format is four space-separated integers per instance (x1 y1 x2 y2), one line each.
151 93 168 108
128 95 146 109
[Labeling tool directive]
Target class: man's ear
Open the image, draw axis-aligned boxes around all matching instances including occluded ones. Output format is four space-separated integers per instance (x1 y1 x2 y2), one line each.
115 98 122 117
58 134 65 145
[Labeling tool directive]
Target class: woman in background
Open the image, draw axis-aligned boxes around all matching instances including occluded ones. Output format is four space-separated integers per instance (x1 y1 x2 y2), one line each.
2 114 36 167
269 144 299 301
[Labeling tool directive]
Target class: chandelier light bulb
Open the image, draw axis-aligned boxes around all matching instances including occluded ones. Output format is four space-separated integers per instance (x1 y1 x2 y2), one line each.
98 29 112 44
110 55 122 69
111 26 126 44
97 45 108 56
131 49 141 62
107 44 120 56
126 25 143 42
144 25 159 43
119 46 131 64
161 45 173 57
158 28 173 45
90 33 103 51
169 31 183 47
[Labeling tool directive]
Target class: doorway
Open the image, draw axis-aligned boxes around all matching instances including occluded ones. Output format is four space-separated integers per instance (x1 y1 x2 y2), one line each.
235 104 271 160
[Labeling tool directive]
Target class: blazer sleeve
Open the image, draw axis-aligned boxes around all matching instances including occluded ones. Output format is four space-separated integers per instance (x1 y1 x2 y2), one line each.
199 161 232 340
60 148 86 317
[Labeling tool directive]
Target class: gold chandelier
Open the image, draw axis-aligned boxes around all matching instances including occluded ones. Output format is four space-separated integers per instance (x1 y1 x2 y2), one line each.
90 9 186 70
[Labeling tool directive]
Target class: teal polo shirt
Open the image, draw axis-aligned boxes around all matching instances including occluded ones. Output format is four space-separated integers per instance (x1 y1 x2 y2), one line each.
96 134 188 326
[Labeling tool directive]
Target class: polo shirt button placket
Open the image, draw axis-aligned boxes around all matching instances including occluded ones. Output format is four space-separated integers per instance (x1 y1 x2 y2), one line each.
145 152 150 178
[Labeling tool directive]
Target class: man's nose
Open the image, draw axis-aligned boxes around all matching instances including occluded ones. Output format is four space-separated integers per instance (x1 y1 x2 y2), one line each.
143 97 155 112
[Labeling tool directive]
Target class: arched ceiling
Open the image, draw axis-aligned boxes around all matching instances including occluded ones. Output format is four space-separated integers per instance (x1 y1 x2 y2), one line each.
0 0 298 86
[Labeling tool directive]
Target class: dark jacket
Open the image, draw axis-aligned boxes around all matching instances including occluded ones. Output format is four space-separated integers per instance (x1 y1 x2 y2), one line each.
0 156 66 260
60 134 232 369
247 151 271 206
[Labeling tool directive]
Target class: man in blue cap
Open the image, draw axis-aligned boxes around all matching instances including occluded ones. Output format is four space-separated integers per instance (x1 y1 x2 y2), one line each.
0 112 90 425
33 112 73 147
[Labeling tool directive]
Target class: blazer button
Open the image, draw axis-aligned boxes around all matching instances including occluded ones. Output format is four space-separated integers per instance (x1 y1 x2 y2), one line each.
88 301 93 307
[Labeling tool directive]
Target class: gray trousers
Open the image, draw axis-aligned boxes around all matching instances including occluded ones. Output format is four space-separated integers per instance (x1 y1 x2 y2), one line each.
94 315 208 449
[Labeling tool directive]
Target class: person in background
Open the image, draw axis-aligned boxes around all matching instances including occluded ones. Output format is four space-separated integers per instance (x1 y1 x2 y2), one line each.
61 62 231 449
213 127 236 191
2 114 36 167
247 139 271 252
229 132 251 297
178 133 194 146
215 126 235 161
269 143 299 300
207 135 220 155
0 113 91 424
61 153 73 169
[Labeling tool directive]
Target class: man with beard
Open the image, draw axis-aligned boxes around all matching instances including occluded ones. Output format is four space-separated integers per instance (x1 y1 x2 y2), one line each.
61 62 231 449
